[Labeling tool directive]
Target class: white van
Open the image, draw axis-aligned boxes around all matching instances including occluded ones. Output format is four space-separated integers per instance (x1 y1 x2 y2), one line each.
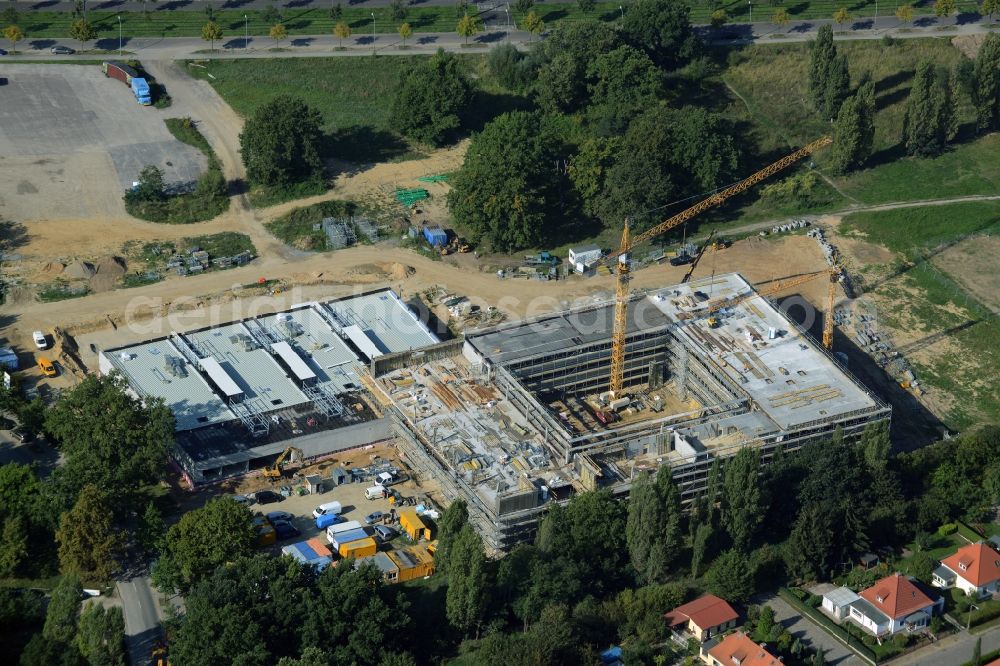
311 501 342 519
365 486 386 500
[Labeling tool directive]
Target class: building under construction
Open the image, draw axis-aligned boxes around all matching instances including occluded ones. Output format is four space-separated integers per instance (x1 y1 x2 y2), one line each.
369 273 890 551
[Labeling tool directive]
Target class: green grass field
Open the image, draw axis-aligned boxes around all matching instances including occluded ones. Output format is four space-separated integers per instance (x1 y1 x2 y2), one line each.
842 202 1000 427
724 38 1000 206
187 54 500 163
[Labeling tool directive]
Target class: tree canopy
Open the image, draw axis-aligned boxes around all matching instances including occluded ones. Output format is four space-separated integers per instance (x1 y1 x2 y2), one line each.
46 373 172 512
595 105 740 229
169 555 408 665
390 49 474 146
152 497 256 592
447 111 567 252
239 95 325 188
620 0 698 71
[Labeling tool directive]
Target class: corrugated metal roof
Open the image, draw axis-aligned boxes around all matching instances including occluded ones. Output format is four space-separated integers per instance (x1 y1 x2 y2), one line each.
105 341 233 431
187 323 309 409
325 290 439 355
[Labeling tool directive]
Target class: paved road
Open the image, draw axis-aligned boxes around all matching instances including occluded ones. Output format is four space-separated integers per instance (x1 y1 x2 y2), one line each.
758 593 865 666
118 576 164 666
891 624 1000 666
6 11 996 60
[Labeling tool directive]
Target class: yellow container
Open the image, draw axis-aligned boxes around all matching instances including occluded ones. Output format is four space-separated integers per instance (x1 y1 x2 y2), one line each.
339 537 377 559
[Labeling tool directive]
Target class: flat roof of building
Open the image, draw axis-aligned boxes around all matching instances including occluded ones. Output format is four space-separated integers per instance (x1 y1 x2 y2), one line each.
105 338 234 431
322 290 439 358
104 289 430 436
648 273 881 429
469 296 672 366
186 322 310 411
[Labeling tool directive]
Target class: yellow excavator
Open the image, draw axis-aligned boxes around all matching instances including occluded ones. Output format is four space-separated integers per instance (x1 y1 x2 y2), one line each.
261 446 303 480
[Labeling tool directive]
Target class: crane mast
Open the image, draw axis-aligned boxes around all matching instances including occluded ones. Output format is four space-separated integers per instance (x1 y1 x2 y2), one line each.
606 136 832 397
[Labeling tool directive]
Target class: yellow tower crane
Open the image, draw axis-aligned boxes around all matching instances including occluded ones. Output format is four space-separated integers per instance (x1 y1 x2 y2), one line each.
605 136 832 397
702 267 841 352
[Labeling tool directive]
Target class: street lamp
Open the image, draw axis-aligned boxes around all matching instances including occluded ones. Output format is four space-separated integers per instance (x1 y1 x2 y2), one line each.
117 15 122 57
968 603 979 630
619 5 624 20
371 12 376 56
748 1 752 26
873 0 878 30
504 4 510 41
244 14 249 49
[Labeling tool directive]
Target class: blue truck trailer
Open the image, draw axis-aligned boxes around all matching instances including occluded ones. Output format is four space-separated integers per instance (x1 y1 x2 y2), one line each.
102 61 152 106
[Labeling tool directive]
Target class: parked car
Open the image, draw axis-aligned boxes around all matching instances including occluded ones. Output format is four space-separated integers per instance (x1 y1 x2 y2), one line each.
230 494 253 506
266 510 294 523
311 501 342 519
10 427 33 443
32 331 47 350
252 490 283 504
315 513 344 530
669 253 694 267
0 49 8 56
373 525 397 542
364 511 384 525
0 417 14 431
272 520 300 539
50 46 75 54
37 357 57 377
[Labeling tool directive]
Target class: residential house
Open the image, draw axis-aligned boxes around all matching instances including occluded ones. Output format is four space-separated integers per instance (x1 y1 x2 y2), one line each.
699 631 782 666
664 594 740 642
847 573 943 637
933 541 1000 599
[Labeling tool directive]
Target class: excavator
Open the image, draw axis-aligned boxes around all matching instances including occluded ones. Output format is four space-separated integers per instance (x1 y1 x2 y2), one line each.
599 135 833 398
261 446 303 480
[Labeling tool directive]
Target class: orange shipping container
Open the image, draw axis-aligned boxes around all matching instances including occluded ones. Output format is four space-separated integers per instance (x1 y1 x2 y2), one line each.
339 537 377 559
307 538 332 558
387 544 435 582
398 508 432 542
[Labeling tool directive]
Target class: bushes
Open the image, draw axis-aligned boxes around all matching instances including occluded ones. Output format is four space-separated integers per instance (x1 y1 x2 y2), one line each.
124 118 230 224
265 199 357 250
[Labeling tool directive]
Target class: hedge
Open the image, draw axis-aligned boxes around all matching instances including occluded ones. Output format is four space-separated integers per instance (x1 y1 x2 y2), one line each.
777 588 877 664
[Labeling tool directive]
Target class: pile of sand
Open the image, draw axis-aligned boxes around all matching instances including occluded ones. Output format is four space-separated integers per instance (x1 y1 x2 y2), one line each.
95 256 127 276
382 262 415 280
64 261 96 279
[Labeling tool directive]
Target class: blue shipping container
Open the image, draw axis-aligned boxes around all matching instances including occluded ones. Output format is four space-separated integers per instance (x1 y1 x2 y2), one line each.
315 513 344 530
423 226 447 247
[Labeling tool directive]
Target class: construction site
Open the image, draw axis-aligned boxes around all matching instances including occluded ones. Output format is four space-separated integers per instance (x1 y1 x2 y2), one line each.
98 288 440 483
366 272 890 550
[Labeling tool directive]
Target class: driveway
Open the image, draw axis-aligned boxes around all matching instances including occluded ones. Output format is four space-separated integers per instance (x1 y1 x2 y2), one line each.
757 593 865 666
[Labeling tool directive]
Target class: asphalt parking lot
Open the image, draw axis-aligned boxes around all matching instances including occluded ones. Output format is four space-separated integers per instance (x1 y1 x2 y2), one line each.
0 64 207 219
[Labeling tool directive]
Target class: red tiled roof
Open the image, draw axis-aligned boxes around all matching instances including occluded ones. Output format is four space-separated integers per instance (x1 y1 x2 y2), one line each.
664 594 739 630
859 573 937 620
941 542 1000 587
707 632 782 666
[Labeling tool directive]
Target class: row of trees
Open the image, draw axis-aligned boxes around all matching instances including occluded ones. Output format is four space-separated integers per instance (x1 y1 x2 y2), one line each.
822 29 1000 175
